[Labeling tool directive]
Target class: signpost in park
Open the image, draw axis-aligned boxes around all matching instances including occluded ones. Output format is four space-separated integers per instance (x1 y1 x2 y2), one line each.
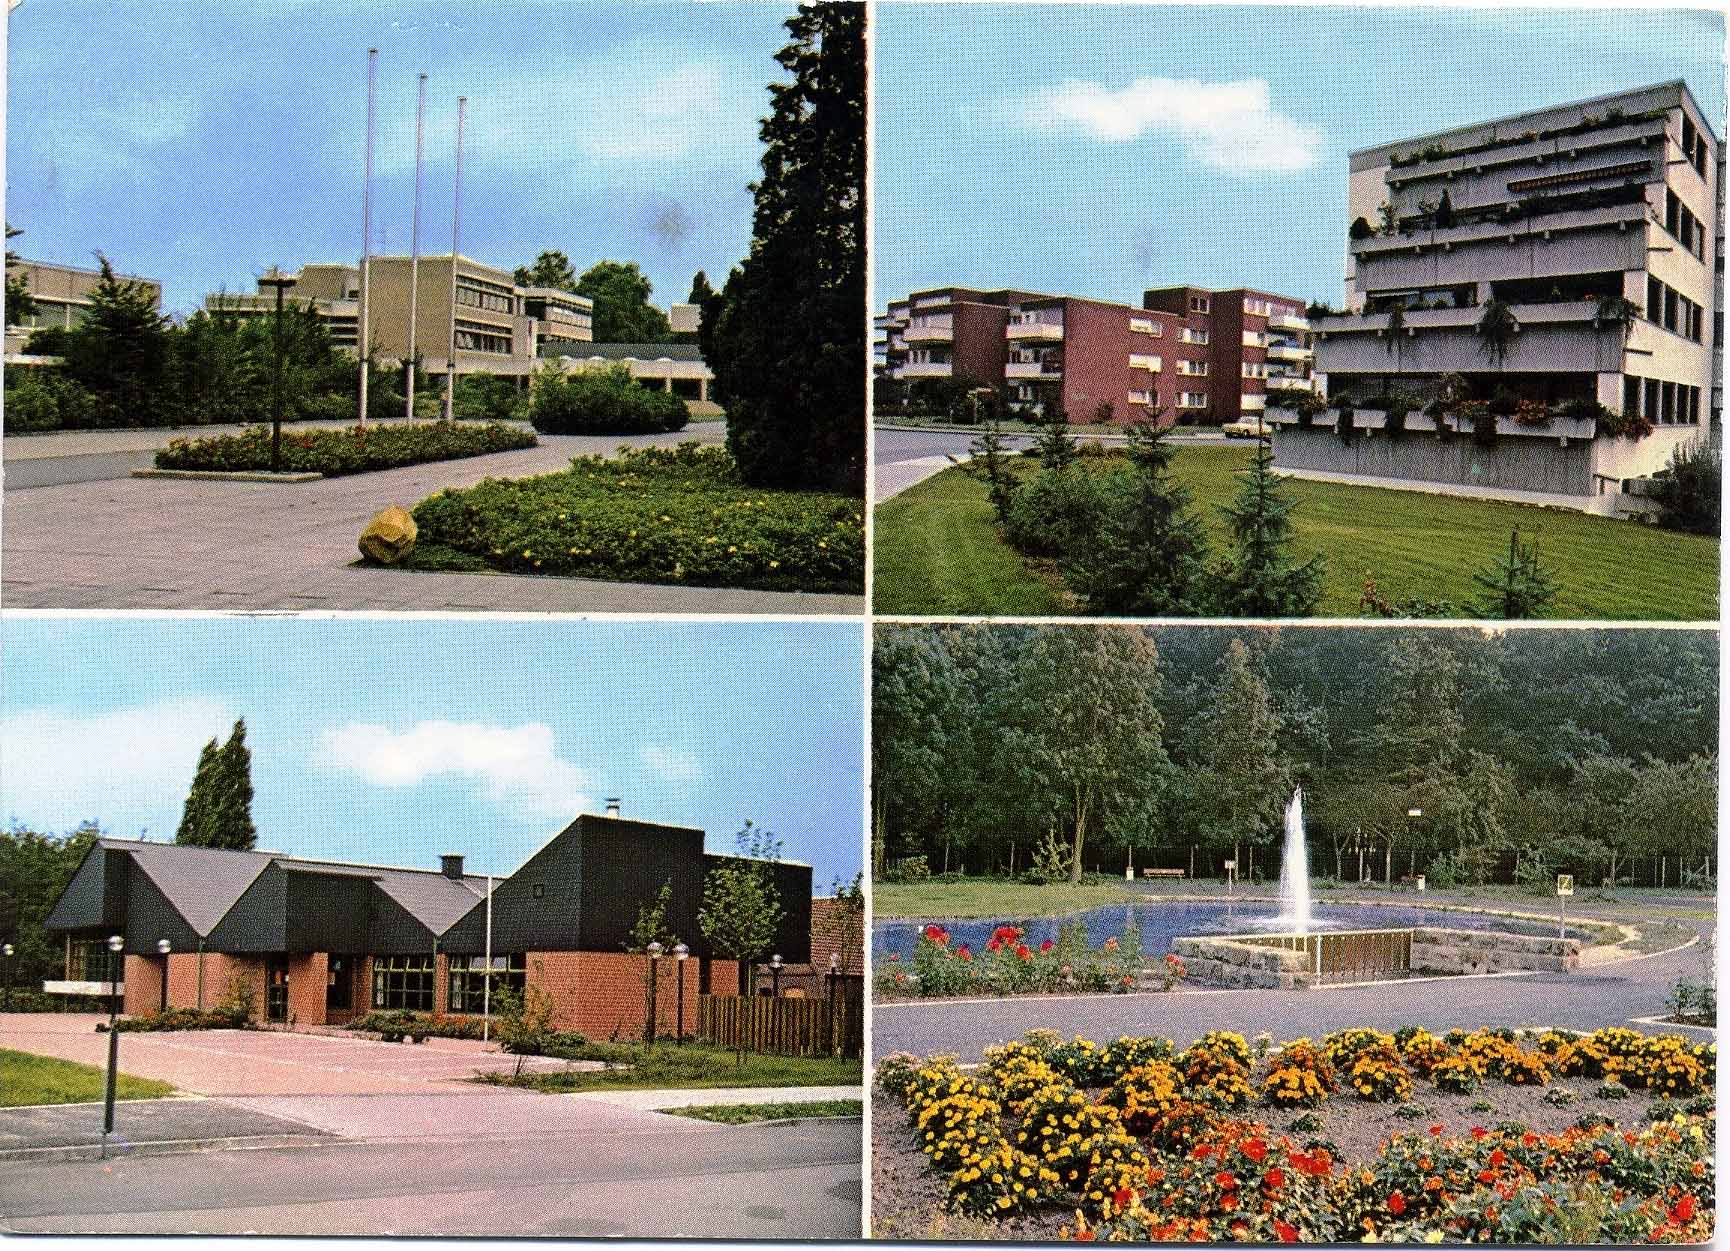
1556 874 1574 939
1224 859 1236 900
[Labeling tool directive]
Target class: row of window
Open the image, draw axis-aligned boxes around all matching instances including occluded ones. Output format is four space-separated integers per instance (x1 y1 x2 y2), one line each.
1180 327 1209 346
455 320 514 355
456 284 516 314
1622 375 1703 426
1645 276 1704 343
370 953 530 1013
1663 189 1708 262
1680 114 1710 182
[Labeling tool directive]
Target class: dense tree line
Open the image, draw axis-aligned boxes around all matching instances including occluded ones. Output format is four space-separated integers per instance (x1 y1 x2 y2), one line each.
873 625 1717 886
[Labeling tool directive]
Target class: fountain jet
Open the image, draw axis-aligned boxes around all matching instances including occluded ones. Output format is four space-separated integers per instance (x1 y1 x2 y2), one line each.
1279 787 1312 933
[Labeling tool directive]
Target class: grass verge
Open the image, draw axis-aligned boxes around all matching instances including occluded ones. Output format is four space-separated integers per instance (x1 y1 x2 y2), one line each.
0 1048 175 1107
476 1041 863 1093
154 420 536 476
407 442 864 594
873 448 1718 619
662 1097 863 1124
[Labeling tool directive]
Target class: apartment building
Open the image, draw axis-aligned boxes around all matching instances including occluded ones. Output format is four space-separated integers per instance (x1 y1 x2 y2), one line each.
205 255 594 380
4 258 163 356
42 810 812 1041
877 282 1313 425
1280 81 1719 514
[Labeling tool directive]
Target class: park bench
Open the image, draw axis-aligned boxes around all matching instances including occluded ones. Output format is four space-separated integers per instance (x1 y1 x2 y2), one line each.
1141 868 1185 879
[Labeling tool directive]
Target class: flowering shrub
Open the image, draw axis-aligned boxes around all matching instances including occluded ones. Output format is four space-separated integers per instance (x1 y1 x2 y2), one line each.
988 1054 1068 1118
1630 1035 1711 1097
410 443 864 594
1322 1028 1395 1071
916 1089 1003 1169
880 923 1148 1000
1433 1053 1486 1094
948 1140 1060 1217
1014 1085 1148 1197
1159 953 1187 992
1104 1061 1185 1134
1191 1031 1253 1068
1345 1043 1414 1102
1181 1048 1257 1112
156 420 536 476
1395 1027 1452 1078
1048 1035 1114 1088
876 1051 920 1099
1099 1034 1176 1081
1262 1039 1336 1108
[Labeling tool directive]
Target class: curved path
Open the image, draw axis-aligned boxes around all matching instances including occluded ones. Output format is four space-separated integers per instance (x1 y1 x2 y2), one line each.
872 921 1712 1062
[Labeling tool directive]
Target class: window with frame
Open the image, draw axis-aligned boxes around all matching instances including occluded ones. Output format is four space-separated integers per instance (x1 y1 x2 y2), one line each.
1189 295 1210 313
372 954 435 1011
447 954 526 1014
67 938 122 983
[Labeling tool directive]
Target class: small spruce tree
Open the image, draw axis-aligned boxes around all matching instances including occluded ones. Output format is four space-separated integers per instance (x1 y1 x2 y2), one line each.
965 416 1019 526
1214 435 1325 617
1471 527 1560 619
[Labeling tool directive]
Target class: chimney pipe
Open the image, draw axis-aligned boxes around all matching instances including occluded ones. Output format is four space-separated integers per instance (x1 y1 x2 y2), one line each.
604 798 621 819
440 854 464 880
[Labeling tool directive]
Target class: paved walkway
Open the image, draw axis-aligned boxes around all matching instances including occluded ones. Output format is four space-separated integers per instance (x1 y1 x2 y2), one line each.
2 424 863 613
569 1084 862 1111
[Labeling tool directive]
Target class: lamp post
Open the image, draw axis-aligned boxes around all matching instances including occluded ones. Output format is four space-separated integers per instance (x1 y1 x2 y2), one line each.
826 952 840 1057
101 933 124 1159
672 942 689 1045
769 953 783 998
1406 808 1423 889
645 941 663 1048
2 942 14 1012
258 267 296 472
155 939 171 1013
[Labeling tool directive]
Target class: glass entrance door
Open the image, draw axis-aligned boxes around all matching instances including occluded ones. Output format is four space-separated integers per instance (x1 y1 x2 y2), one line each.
265 956 289 1023
326 955 353 1013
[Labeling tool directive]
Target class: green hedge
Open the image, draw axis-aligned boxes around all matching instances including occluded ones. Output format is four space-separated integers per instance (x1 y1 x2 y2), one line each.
528 364 690 435
345 1010 486 1041
109 1005 248 1032
154 420 536 476
410 442 863 593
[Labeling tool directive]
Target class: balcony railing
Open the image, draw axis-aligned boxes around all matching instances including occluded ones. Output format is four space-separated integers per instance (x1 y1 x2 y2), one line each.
1266 343 1311 363
1352 194 1652 261
1005 360 1061 379
1268 312 1310 333
900 360 954 379
1313 299 1610 337
1005 322 1064 341
903 323 954 343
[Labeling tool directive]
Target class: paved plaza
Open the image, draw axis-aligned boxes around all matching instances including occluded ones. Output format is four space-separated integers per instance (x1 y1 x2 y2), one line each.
2 423 863 614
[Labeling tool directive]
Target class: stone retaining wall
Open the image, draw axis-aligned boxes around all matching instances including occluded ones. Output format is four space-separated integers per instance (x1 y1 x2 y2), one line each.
1170 936 1317 990
1410 927 1580 975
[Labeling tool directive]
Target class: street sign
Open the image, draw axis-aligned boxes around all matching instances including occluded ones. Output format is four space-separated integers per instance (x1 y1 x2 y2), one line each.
1556 874 1574 897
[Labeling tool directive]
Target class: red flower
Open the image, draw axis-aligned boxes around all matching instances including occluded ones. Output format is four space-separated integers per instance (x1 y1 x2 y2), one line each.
1521 1132 1538 1147
1273 1219 1299 1243
985 938 1002 953
1241 1138 1268 1163
1192 1143 1215 1160
1215 1170 1238 1190
1040 939 1054 952
1470 1127 1489 1140
1015 944 1032 961
957 945 972 962
1146 1166 1165 1184
1112 1187 1133 1210
887 953 899 962
1072 1228 1096 1242
1672 1196 1697 1224
1428 1124 1444 1137
1488 1149 1507 1167
923 924 949 945
1263 1168 1285 1191
1477 1169 1496 1184
1388 1192 1407 1216
1229 1220 1249 1240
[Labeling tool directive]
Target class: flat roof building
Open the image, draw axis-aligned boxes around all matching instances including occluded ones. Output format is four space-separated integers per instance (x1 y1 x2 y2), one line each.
540 340 716 404
877 283 1313 426
42 812 812 1041
1281 81 1720 515
4 257 163 357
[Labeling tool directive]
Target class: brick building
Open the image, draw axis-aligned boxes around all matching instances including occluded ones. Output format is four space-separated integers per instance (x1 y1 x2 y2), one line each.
40 812 812 1042
877 282 1313 426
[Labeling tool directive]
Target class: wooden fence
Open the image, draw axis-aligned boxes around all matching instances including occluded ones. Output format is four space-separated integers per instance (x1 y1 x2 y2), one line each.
696 992 862 1058
1237 928 1413 983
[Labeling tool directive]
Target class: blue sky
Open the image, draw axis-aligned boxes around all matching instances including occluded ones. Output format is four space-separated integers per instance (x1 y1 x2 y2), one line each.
7 0 797 316
1 616 866 891
874 5 1725 309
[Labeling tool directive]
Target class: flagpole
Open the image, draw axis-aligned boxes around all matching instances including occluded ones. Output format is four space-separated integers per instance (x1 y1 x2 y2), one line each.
357 46 378 428
443 95 467 422
482 872 493 1043
407 72 427 422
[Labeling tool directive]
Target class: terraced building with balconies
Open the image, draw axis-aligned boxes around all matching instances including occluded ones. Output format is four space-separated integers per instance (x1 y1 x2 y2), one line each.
1277 81 1719 515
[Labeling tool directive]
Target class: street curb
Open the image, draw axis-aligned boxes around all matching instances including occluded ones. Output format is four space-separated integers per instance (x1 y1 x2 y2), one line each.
0 1132 330 1163
131 468 325 483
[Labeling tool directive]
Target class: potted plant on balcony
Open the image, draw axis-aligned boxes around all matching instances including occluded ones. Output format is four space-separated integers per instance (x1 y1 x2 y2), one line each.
1593 294 1640 335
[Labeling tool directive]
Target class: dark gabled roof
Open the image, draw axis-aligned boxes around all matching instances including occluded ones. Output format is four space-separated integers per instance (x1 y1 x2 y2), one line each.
539 341 706 363
90 837 489 939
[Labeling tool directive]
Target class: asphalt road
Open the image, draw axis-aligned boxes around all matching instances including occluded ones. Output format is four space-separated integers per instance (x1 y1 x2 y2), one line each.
873 928 1711 1063
0 1111 861 1237
872 427 1032 503
3 449 158 489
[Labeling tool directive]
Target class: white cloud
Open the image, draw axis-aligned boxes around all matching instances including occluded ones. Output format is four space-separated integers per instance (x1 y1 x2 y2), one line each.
0 698 235 834
640 745 701 783
1016 77 1322 174
315 719 592 822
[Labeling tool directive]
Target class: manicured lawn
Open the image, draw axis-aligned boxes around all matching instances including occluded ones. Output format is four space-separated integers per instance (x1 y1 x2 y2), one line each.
407 443 863 594
0 1048 176 1107
873 878 1141 920
873 447 1719 619
477 1041 863 1093
664 1098 863 1124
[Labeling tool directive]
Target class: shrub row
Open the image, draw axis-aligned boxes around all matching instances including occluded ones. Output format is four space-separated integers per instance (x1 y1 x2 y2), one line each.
410 442 864 594
527 364 690 436
877 922 1184 998
107 1005 249 1032
153 420 536 476
882 1026 1715 1244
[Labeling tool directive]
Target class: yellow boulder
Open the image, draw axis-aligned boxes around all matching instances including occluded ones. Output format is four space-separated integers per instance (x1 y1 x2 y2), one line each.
359 505 417 564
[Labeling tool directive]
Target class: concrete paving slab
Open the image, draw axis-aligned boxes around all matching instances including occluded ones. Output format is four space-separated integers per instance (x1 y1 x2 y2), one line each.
227 1089 718 1141
567 1083 863 1110
0 1096 333 1160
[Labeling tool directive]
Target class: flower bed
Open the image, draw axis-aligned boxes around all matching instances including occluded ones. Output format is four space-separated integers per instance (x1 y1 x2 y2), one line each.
153 420 537 476
407 442 864 594
876 1025 1715 1243
106 1005 249 1033
876 921 1185 999
343 1010 488 1042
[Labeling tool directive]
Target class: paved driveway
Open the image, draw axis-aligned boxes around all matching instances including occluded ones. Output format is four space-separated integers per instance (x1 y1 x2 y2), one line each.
2 424 863 614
